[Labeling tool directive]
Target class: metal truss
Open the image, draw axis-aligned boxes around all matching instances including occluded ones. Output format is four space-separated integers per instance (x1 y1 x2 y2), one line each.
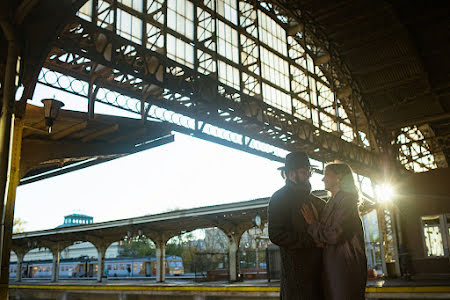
377 205 400 275
268 0 385 152
382 209 397 263
39 16 383 175
395 125 447 172
73 0 382 152
38 66 290 162
267 0 448 173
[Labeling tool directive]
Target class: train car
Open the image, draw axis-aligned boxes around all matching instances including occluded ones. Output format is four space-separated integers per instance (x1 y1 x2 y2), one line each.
58 261 77 278
22 261 53 278
9 262 34 279
10 257 93 279
105 257 146 277
9 255 184 279
161 255 184 276
9 264 17 279
106 256 184 277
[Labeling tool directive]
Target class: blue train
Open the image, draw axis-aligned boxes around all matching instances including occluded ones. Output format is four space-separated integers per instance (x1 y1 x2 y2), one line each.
9 256 184 279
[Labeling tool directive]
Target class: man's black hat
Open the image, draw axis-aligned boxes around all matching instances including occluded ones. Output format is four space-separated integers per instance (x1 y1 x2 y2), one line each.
278 151 315 171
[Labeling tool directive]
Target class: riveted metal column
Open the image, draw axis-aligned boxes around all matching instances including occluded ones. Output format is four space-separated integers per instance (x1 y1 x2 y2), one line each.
0 23 19 300
0 36 18 212
155 239 166 283
0 117 23 299
389 204 401 277
97 246 107 282
51 248 60 282
376 206 388 277
15 252 24 282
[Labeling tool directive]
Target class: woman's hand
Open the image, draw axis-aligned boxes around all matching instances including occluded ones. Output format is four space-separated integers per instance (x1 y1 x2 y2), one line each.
301 203 317 225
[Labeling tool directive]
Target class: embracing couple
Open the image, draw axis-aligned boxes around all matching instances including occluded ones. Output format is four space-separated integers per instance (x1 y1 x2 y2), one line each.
268 151 367 300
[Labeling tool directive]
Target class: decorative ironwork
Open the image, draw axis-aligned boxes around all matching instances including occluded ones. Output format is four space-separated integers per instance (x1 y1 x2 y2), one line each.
381 208 397 263
377 205 400 276
38 67 289 161
41 12 382 175
395 126 448 172
269 0 383 150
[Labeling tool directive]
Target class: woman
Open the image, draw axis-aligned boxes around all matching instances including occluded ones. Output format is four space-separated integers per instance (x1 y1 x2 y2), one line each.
301 162 367 300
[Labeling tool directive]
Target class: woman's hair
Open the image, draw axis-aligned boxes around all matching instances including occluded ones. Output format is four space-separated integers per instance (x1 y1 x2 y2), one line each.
325 161 360 198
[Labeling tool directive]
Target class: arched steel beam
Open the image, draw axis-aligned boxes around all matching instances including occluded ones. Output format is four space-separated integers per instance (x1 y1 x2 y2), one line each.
268 0 385 152
44 17 382 176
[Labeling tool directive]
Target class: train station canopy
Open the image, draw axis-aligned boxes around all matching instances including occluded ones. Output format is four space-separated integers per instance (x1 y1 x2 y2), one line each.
0 0 448 177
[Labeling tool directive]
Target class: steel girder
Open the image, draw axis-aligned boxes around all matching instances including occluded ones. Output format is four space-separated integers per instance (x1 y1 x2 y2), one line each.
42 17 382 175
269 0 385 151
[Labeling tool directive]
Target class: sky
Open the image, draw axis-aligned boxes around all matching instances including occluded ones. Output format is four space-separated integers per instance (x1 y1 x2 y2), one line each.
14 83 325 232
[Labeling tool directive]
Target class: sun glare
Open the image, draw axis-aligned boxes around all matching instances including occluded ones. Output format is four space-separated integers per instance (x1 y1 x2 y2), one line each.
375 183 395 203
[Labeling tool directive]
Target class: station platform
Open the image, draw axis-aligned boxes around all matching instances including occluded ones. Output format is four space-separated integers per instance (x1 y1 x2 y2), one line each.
8 279 450 300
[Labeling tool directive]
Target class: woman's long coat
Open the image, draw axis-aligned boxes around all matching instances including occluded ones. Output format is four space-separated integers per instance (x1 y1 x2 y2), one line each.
307 191 367 300
268 181 326 300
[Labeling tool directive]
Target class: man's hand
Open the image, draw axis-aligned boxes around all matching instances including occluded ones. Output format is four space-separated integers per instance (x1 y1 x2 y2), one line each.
316 242 324 248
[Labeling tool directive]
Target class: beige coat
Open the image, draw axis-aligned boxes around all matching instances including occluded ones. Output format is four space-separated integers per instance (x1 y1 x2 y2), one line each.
307 191 367 300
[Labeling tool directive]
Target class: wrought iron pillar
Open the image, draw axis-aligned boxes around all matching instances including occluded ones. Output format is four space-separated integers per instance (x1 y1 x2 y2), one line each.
0 27 17 213
0 117 23 298
0 17 20 298
390 205 401 277
376 206 388 276
226 230 245 282
97 246 106 282
15 252 24 282
228 237 239 282
155 239 167 283
377 204 401 277
51 247 61 282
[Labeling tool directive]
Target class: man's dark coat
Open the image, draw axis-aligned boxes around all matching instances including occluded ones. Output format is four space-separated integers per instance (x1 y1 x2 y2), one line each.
268 180 326 300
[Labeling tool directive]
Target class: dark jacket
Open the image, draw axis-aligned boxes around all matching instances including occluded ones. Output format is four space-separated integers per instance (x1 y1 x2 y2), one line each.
307 191 367 300
268 180 326 300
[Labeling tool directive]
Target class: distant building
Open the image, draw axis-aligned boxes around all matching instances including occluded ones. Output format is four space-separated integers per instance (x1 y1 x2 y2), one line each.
11 214 121 263
57 214 94 228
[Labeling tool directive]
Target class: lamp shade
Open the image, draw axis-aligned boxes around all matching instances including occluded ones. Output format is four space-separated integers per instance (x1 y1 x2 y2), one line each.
41 98 64 127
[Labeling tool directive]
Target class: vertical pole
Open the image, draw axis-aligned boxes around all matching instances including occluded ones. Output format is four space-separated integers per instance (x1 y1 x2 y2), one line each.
376 206 388 277
390 205 401 277
51 248 60 282
254 2 264 103
155 240 166 282
255 242 259 273
0 40 18 212
0 39 19 300
228 235 239 282
15 252 24 282
87 83 98 119
97 246 106 282
0 117 23 299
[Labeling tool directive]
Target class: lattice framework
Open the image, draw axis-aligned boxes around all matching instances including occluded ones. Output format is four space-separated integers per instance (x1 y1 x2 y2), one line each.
38 0 386 175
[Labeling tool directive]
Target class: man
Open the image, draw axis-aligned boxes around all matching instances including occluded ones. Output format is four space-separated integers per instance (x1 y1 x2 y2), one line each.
268 151 326 300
